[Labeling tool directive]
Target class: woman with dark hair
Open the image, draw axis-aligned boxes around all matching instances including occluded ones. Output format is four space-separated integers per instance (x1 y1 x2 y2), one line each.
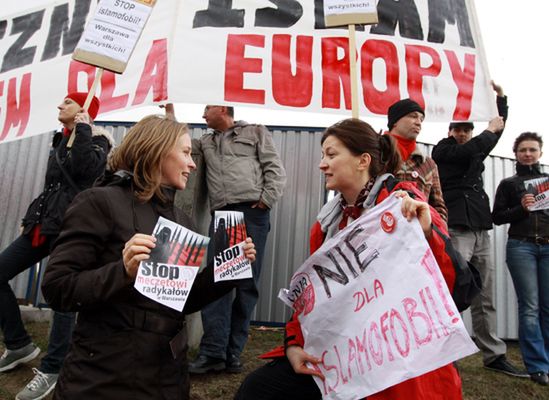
40 115 256 399
492 132 549 386
235 118 462 400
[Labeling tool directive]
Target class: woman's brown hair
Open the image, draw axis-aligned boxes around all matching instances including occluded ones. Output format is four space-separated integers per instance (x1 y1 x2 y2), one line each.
108 115 189 201
512 132 543 153
321 118 401 177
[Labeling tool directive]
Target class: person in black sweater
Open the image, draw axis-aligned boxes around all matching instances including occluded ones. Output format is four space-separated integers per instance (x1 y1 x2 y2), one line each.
492 132 549 386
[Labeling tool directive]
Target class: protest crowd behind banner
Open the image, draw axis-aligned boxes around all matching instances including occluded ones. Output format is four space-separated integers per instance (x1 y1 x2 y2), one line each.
1 0 495 144
1 1 533 399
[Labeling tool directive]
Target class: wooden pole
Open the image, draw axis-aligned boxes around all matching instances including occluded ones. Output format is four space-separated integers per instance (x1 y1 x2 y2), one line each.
348 24 359 120
66 67 104 148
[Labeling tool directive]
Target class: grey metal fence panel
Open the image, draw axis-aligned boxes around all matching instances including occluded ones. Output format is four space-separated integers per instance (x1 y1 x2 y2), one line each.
1 133 52 303
3 122 547 339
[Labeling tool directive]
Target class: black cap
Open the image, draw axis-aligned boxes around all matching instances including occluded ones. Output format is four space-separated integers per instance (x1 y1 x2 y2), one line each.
387 99 424 130
448 122 474 131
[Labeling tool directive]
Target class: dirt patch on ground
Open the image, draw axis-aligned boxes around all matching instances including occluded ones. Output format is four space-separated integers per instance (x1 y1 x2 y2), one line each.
1 323 548 400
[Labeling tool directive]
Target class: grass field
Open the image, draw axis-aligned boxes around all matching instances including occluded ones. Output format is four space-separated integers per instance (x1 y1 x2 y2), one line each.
1 322 547 400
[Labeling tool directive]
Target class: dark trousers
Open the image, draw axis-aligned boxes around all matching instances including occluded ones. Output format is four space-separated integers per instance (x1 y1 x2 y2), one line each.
199 204 270 360
0 234 75 373
234 357 321 400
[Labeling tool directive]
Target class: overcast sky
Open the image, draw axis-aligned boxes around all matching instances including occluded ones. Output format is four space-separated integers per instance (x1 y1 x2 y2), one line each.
5 1 549 163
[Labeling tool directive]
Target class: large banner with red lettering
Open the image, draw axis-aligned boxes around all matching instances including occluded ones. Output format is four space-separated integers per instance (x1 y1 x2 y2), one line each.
279 194 478 399
0 0 496 144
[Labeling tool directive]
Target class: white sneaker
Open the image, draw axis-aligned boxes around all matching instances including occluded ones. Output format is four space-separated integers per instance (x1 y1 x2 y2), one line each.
15 368 58 400
0 343 41 372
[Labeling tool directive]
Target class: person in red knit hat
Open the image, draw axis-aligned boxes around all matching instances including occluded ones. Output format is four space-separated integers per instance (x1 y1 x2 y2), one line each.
0 92 113 400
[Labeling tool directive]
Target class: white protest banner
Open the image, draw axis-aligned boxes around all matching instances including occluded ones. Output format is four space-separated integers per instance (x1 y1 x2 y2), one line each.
134 216 209 312
324 0 378 27
279 194 477 399
0 0 495 144
524 177 549 211
73 0 156 73
0 0 177 144
213 211 252 282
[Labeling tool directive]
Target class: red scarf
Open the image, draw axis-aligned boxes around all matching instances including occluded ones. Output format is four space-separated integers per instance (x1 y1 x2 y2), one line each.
390 133 416 161
338 178 376 230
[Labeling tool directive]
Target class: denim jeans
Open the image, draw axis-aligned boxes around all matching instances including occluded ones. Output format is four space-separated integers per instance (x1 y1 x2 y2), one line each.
506 238 549 374
199 204 270 360
0 234 75 374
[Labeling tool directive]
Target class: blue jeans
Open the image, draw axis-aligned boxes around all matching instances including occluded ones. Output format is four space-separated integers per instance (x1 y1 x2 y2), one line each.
0 234 75 374
506 238 549 374
199 205 270 360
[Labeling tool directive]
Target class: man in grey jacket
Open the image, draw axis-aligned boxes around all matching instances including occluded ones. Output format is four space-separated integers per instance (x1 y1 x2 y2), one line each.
190 105 286 373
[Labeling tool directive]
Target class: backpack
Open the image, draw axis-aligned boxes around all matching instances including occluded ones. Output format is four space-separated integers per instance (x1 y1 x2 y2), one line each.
431 224 482 312
383 175 482 312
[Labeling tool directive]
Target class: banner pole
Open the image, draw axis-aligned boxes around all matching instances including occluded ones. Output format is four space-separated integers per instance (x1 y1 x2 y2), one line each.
66 67 103 148
348 24 359 119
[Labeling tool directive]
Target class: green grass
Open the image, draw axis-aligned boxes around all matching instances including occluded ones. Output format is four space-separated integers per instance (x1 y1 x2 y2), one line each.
1 322 548 400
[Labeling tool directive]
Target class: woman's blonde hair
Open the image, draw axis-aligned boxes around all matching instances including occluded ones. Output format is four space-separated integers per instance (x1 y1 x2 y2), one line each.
108 115 189 201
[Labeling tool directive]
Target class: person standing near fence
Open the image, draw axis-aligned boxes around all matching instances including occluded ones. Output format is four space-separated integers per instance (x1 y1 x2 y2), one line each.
189 105 286 374
40 115 256 399
235 118 462 400
431 83 528 378
386 98 448 224
0 92 113 400
492 132 549 386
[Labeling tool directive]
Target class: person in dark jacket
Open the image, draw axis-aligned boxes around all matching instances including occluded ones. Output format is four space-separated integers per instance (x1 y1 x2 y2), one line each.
40 115 256 400
0 92 113 400
386 98 448 224
431 83 527 378
492 132 549 386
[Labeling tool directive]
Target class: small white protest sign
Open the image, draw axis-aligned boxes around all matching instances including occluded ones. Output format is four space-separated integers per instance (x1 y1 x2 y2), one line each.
524 177 549 211
279 194 477 400
134 217 209 312
73 0 156 73
214 242 252 282
135 262 198 312
213 211 252 282
324 0 378 27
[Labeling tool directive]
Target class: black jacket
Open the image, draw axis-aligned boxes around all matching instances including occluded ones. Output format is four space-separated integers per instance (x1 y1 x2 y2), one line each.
42 171 235 400
21 123 112 237
492 163 549 238
432 96 508 230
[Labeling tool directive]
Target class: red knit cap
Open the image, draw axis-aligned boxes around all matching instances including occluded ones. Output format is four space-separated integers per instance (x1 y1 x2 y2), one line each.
65 92 100 120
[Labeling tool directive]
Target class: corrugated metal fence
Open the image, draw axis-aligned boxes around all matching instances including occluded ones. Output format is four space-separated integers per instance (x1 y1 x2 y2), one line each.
1 122 546 339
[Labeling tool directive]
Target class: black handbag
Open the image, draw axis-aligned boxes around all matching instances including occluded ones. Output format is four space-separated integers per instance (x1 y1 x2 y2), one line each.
431 224 482 312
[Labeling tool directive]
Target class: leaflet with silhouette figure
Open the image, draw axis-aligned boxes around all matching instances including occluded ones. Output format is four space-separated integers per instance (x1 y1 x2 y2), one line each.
213 211 252 282
524 177 549 211
134 216 209 311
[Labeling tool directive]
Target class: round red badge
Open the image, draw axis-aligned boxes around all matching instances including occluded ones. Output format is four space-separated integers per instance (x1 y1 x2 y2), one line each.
381 211 396 233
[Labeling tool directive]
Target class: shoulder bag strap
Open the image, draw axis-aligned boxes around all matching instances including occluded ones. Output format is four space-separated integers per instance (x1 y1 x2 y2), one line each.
55 149 80 192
